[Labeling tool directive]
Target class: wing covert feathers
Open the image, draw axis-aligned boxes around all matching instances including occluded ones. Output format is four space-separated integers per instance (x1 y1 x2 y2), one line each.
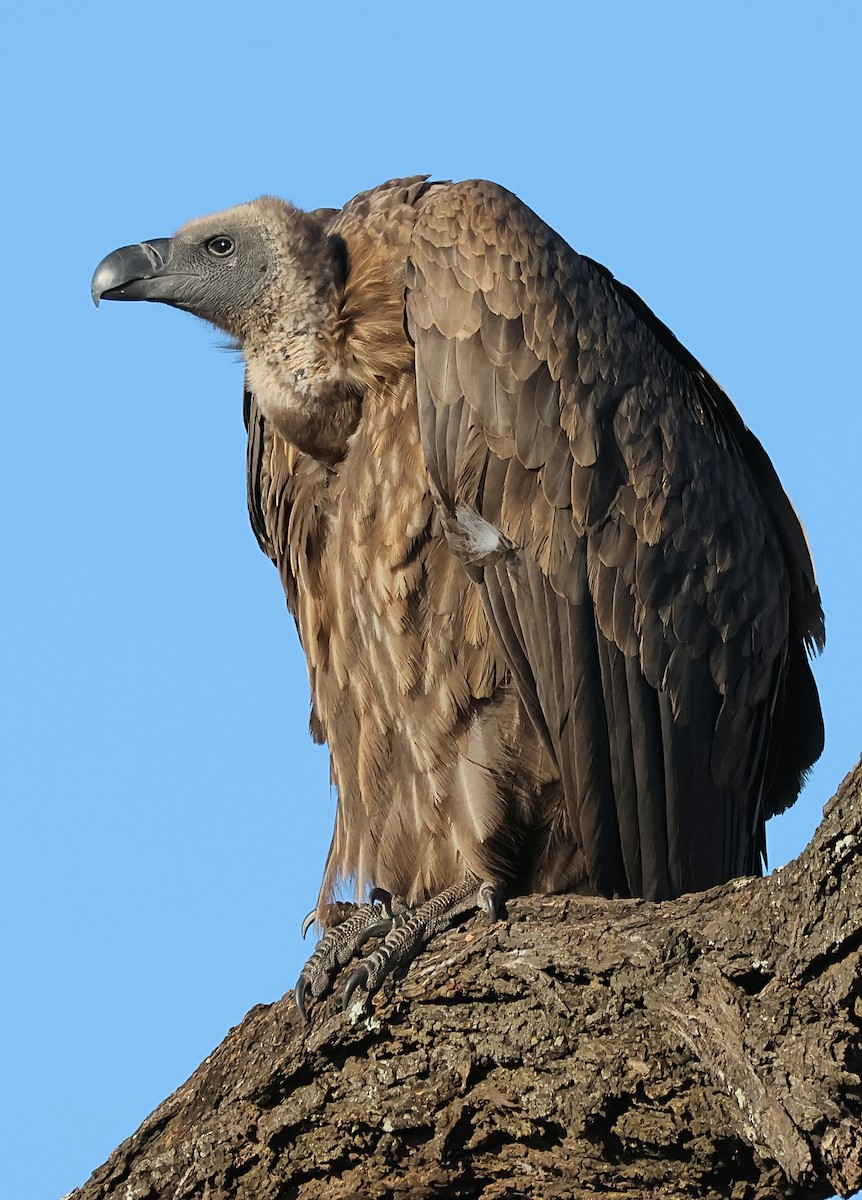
407 179 823 899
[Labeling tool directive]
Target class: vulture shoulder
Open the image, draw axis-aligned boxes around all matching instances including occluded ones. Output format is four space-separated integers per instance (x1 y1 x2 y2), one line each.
407 180 824 900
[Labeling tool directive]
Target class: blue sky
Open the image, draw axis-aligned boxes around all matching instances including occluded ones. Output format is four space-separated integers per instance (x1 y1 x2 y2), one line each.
2 5 859 1197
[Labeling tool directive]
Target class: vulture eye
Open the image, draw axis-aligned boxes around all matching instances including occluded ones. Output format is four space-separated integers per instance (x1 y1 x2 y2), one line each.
206 235 235 258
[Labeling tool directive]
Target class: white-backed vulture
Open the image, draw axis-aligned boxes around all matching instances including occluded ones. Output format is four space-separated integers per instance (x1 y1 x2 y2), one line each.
92 176 824 1014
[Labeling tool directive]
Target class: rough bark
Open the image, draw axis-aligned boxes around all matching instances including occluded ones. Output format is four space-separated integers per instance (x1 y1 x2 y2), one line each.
71 762 862 1200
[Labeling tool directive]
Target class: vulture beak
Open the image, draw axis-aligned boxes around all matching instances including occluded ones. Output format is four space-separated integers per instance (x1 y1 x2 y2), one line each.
91 239 176 307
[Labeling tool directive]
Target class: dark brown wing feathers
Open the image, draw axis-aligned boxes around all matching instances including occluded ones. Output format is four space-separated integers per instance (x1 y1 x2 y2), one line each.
406 179 823 899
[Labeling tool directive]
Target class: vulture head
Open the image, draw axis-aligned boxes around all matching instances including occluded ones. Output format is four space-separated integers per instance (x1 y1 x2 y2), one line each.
91 199 347 343
91 200 369 462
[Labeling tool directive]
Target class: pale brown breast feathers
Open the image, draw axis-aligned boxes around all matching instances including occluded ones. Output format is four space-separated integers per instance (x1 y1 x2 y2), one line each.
260 181 556 908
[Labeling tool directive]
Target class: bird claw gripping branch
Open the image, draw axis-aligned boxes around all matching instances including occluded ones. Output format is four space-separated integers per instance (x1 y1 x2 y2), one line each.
295 879 504 1022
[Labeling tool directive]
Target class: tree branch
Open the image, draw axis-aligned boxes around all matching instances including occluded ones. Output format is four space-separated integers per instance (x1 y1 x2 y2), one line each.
70 761 862 1199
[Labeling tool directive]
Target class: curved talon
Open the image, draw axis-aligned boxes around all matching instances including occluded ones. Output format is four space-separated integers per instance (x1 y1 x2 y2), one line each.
295 973 311 1024
478 881 505 922
354 916 395 951
341 961 370 1011
368 887 394 915
300 909 317 940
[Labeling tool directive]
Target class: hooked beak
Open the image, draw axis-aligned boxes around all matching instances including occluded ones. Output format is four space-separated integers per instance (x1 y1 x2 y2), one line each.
90 238 176 306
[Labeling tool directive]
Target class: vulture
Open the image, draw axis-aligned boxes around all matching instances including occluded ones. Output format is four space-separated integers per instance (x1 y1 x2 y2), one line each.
92 176 824 1014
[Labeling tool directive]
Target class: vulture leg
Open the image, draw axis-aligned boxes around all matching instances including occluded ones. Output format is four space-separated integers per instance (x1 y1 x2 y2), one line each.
340 877 504 1013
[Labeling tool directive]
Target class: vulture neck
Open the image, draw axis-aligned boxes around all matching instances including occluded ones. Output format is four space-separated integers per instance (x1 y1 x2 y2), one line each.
245 352 362 467
243 228 414 468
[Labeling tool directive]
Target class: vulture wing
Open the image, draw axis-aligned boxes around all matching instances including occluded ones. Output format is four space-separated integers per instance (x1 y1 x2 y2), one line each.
407 181 823 901
244 384 276 561
243 379 332 751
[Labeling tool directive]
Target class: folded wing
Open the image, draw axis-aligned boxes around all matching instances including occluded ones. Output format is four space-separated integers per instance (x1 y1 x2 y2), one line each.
407 180 824 900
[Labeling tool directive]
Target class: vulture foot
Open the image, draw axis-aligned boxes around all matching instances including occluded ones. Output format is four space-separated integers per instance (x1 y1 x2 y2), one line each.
295 879 503 1021
295 889 406 1022
340 877 503 1013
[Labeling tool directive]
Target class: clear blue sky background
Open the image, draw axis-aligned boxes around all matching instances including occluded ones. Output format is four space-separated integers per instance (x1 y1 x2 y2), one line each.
2 5 859 1198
